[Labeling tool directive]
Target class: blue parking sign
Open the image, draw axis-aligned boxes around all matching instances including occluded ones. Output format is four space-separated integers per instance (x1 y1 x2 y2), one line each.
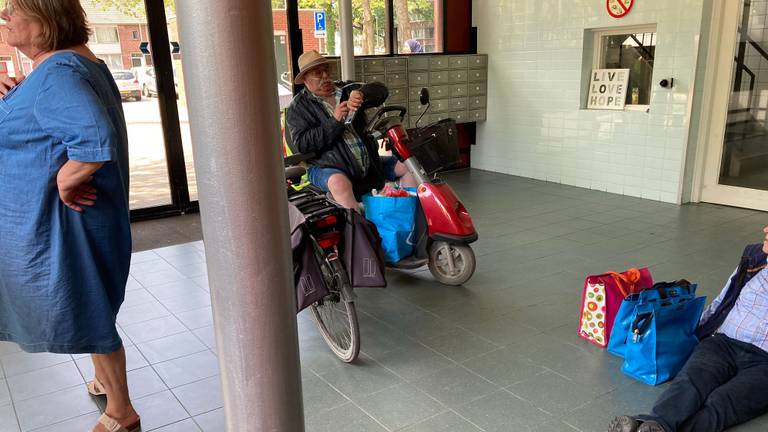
314 11 326 32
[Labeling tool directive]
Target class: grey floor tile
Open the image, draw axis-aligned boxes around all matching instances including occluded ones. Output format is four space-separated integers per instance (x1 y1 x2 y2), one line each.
508 370 600 415
171 375 223 417
532 419 581 432
0 404 20 432
373 344 453 382
316 356 403 401
462 347 546 387
161 250 205 268
122 315 188 345
131 250 161 264
193 408 224 432
455 390 554 432
192 326 217 350
133 268 188 288
566 380 666 432
159 292 212 315
117 301 171 327
130 259 178 277
400 411 483 432
0 351 71 378
356 383 445 430
305 403 387 432
127 366 169 399
0 379 10 406
175 307 214 330
153 350 220 389
420 327 499 363
121 288 159 309
150 418 202 432
145 280 207 301
411 365 498 408
154 243 202 259
28 411 101 432
132 390 190 431
302 374 348 414
14 385 98 431
137 332 208 364
7 361 83 402
125 275 143 292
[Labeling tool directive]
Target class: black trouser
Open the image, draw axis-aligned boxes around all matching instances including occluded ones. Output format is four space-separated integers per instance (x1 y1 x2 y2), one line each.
642 334 768 432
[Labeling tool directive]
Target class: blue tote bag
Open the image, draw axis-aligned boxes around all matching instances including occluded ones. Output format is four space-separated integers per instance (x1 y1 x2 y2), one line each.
621 294 706 386
362 191 418 263
608 280 696 358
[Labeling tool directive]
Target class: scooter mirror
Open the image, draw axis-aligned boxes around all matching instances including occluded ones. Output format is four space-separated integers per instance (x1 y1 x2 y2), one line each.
419 88 430 106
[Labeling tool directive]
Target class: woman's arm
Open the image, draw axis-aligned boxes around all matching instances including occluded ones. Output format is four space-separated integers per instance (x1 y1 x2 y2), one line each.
56 160 102 212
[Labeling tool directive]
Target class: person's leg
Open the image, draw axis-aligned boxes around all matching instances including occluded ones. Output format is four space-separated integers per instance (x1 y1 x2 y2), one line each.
381 156 416 188
678 341 768 432
326 173 359 210
91 346 140 430
644 335 738 431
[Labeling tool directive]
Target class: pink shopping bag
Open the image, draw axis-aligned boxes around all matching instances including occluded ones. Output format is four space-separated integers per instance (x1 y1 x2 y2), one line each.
578 268 653 347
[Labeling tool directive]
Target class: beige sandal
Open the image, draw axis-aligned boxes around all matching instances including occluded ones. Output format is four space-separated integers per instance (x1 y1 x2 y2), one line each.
87 377 107 397
91 413 141 432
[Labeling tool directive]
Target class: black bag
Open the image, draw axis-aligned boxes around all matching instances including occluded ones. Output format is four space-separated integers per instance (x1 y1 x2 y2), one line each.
289 204 330 312
343 209 387 288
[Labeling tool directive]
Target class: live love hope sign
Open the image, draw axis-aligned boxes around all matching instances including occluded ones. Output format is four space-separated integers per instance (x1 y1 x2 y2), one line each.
587 68 630 110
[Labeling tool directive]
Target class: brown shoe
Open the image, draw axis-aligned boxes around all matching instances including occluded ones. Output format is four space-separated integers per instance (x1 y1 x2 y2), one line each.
91 413 141 432
608 416 640 432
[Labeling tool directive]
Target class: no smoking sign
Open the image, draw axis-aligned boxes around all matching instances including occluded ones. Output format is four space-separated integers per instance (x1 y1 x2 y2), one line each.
607 0 634 18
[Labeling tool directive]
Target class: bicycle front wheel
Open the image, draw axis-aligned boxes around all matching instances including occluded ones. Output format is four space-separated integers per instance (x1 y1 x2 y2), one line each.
310 257 360 363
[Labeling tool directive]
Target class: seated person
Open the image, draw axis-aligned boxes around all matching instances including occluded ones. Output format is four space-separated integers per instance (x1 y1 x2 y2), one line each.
609 226 768 432
286 50 415 210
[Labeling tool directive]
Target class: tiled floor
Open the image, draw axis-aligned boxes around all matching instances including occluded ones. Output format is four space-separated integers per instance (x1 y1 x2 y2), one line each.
3 169 768 431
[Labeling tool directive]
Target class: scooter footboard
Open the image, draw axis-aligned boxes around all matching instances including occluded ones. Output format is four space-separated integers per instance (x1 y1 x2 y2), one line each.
417 183 477 240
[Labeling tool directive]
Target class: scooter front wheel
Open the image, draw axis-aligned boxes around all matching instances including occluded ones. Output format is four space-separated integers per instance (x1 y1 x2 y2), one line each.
428 241 476 286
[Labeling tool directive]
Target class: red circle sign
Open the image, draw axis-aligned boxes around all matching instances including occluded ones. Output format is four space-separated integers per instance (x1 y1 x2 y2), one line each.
607 0 634 18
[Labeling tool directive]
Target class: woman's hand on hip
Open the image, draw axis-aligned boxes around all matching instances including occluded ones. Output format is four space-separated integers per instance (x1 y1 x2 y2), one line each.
57 160 104 212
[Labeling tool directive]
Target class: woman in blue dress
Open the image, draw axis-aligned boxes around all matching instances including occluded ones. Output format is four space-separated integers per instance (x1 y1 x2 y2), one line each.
0 1 138 431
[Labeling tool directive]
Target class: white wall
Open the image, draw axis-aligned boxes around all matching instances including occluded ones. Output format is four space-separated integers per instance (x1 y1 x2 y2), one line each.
473 0 706 203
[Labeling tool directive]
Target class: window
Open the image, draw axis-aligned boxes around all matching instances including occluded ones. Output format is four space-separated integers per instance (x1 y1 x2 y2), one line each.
131 52 143 67
593 26 656 108
132 30 140 40
394 0 443 54
98 54 124 70
92 26 119 44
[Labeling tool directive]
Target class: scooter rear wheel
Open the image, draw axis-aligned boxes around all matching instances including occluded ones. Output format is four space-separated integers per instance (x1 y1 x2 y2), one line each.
428 241 476 286
310 256 360 363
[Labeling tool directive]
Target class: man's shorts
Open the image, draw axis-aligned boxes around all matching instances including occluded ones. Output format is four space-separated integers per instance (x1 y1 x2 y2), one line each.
308 156 399 192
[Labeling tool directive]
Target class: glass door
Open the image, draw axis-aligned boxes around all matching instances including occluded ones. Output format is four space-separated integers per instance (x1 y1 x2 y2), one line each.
700 0 768 211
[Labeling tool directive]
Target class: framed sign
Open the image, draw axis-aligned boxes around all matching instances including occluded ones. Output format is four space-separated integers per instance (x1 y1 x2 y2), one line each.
607 0 634 18
587 69 630 110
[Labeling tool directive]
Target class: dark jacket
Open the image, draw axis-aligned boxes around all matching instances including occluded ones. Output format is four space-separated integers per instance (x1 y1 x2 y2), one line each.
285 88 385 190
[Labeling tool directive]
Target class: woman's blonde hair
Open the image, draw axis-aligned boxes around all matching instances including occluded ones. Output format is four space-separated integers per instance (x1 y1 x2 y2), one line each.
14 0 91 51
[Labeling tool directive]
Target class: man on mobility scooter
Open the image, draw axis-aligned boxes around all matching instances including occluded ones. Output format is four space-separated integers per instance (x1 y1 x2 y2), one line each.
286 50 416 211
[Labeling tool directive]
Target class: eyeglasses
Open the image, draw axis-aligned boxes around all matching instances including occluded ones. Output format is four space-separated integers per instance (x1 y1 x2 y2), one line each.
3 0 14 15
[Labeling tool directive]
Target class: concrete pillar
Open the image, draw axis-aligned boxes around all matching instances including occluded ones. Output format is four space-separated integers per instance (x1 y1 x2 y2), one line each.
339 0 355 80
175 1 305 431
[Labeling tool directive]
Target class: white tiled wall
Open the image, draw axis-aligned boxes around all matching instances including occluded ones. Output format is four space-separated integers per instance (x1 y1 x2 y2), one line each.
473 0 706 203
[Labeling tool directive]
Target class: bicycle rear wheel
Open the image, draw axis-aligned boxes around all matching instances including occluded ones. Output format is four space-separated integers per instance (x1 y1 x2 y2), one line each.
310 256 360 362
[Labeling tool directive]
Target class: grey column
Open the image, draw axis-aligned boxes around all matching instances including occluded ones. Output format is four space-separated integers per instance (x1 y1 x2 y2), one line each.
176 2 305 431
339 0 355 80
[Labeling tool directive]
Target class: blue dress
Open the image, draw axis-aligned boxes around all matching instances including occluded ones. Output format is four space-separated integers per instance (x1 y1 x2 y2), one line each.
0 52 131 354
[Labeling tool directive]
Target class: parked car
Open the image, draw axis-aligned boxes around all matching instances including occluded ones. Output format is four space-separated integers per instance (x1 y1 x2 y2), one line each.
111 70 142 102
131 66 179 98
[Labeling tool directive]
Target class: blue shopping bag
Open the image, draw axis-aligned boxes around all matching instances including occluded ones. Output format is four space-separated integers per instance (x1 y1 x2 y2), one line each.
621 294 706 386
608 280 696 358
362 191 418 263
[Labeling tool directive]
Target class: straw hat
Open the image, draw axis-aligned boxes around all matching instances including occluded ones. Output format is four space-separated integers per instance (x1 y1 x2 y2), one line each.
294 50 330 84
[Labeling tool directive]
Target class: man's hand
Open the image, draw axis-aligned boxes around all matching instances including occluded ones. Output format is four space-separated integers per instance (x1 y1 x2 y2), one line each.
0 75 24 96
347 90 364 111
334 101 350 122
58 178 98 213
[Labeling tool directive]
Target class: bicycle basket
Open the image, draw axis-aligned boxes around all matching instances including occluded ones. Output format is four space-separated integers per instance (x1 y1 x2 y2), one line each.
407 118 460 175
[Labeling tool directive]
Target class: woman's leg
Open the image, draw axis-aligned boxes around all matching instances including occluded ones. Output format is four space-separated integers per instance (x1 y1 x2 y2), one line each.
91 346 140 429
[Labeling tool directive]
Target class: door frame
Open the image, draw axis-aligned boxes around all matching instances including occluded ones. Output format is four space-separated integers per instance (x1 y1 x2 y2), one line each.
692 0 768 211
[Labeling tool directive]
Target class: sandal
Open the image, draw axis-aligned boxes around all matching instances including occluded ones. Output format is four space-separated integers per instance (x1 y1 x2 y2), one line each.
87 377 107 397
91 413 141 432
